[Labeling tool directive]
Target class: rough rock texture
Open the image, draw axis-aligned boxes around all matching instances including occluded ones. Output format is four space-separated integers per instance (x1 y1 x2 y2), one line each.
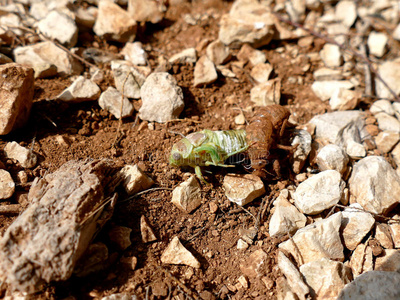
160 236 200 268
223 173 265 206
4 141 37 168
0 160 119 293
0 63 34 135
128 0 165 24
291 129 312 174
171 176 202 213
0 169 15 199
111 60 146 99
350 243 373 278
98 87 134 119
250 78 281 106
240 249 268 278
119 164 154 196
376 58 400 100
193 56 218 87
316 144 349 175
57 76 101 103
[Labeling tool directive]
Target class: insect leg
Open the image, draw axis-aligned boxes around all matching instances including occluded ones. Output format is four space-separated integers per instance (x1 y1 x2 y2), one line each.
195 166 208 184
193 143 222 165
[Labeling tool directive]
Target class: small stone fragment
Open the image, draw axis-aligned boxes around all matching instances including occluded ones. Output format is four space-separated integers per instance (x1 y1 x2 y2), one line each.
294 170 345 215
320 44 343 67
57 76 101 102
335 0 357 28
193 56 218 87
329 88 361 111
311 80 354 101
240 249 268 278
350 243 373 277
389 216 400 248
291 129 312 174
111 60 146 99
171 176 202 213
0 53 13 64
237 239 249 250
316 144 349 175
74 5 97 30
313 67 343 81
139 72 184 123
250 78 281 106
0 169 15 199
375 58 400 100
101 293 138 300
128 0 165 24
279 213 344 265
237 275 249 289
121 42 147 66
98 87 134 118
375 131 400 153
370 99 395 115
234 113 246 125
349 156 400 215
120 255 137 271
375 223 394 249
368 31 388 58
38 10 78 48
206 40 231 65
374 112 400 132
237 44 266 66
346 140 366 158
161 236 200 268
119 164 154 195
4 142 37 168
140 215 157 243
375 249 400 272
94 1 137 43
169 48 197 64
250 63 273 84
223 173 265 206
0 63 34 135
108 225 132 251
238 227 257 245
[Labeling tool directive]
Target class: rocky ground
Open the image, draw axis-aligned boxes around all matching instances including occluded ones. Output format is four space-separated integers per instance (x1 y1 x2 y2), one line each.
1 0 400 299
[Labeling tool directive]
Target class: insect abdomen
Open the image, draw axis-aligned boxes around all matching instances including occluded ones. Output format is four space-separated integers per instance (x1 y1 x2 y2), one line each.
207 130 247 154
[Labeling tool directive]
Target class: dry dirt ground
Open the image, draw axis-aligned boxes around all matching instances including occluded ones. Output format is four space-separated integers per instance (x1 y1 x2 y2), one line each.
0 0 377 299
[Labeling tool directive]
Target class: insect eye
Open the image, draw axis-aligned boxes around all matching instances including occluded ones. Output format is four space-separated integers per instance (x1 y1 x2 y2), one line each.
172 152 182 161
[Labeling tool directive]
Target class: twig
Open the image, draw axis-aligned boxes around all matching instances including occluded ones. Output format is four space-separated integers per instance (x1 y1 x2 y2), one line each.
119 187 174 204
0 204 21 215
272 12 400 102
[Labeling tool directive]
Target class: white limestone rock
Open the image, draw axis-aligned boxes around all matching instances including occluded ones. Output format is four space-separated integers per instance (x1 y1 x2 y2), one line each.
98 87 134 118
121 42 147 66
335 0 357 28
206 40 231 66
161 236 200 268
128 0 165 24
349 156 400 215
311 80 354 101
370 99 395 115
119 164 154 196
388 215 400 248
320 44 343 67
374 112 400 132
375 223 394 249
329 88 361 111
291 129 312 174
169 48 197 64
350 243 373 278
346 140 366 158
193 56 218 87
237 44 266 66
0 169 15 200
316 144 349 175
4 142 37 168
250 78 281 106
375 249 400 272
368 31 388 58
140 215 157 243
111 60 146 99
171 176 202 213
57 76 100 102
250 63 273 84
223 173 265 206
376 58 400 100
139 72 184 123
375 131 400 153
313 67 343 81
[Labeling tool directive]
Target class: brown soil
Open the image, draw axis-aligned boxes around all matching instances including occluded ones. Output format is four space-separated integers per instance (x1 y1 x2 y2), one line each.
0 1 356 299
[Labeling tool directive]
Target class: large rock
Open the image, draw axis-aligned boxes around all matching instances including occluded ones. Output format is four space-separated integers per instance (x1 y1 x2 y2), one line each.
0 63 34 135
94 1 137 43
349 156 400 215
139 72 184 123
294 170 345 215
218 0 275 48
376 58 400 100
279 213 344 266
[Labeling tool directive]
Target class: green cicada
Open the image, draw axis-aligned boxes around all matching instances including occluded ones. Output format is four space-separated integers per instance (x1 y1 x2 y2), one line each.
169 129 249 183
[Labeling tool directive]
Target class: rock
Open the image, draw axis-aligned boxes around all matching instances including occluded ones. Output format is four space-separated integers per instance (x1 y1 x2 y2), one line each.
0 169 15 200
320 44 343 67
394 24 400 41
294 170 344 215
392 143 400 169
250 78 281 106
4 142 37 169
237 44 266 66
291 129 312 174
240 249 268 277
161 236 200 268
238 226 257 245
37 11 78 48
193 56 218 87
350 243 373 277
269 194 306 238
311 80 354 101
313 67 344 81
237 275 249 289
341 204 375 250
120 255 138 271
370 99 395 115
102 293 138 300
279 213 344 265
121 42 147 66
119 164 154 195
329 89 361 111
108 225 132 251
349 156 400 215
376 58 400 100
218 0 275 48
128 0 165 24
285 0 306 22
316 144 349 175
14 41 83 77
375 131 399 153
169 48 197 64
0 53 12 64
300 258 351 300
368 31 388 57
206 40 231 65
74 5 98 29
389 216 400 248
234 113 246 125
375 223 394 249
57 76 101 102
111 60 146 99
83 48 121 65
375 249 400 272
223 173 265 206
0 63 34 135
171 176 202 213
98 87 134 118
337 271 400 300
94 1 137 43
139 72 184 123
277 251 310 300
250 63 273 84
374 112 400 132
335 0 357 28
140 215 157 243
237 239 249 250
345 140 366 158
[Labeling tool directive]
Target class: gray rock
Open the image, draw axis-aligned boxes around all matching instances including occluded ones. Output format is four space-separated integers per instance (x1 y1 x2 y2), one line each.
279 213 344 265
38 11 78 48
291 129 312 174
375 131 400 153
320 44 343 67
206 40 231 65
161 236 200 268
376 58 400 100
223 173 265 206
193 55 218 87
171 176 202 213
374 112 400 132
337 271 400 300
111 60 146 99
370 99 395 115
368 31 388 57
121 42 147 66
0 63 34 135
4 142 37 168
294 170 345 215
169 48 197 64
316 144 349 175
98 87 134 118
311 80 354 101
250 78 281 106
139 72 184 123
349 156 400 215
57 76 101 102
0 169 15 200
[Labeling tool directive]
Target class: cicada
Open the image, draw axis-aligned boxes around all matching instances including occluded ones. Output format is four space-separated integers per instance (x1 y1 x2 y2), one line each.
169 105 292 183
